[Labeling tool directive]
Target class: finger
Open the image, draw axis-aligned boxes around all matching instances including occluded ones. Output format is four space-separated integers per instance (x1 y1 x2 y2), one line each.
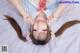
30 20 34 25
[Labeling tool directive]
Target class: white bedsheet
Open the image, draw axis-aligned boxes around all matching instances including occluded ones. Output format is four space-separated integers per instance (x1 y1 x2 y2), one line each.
0 0 80 53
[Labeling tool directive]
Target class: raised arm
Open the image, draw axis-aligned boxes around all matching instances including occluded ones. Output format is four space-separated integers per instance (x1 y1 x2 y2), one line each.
9 0 34 24
9 0 29 17
47 4 69 23
47 3 69 38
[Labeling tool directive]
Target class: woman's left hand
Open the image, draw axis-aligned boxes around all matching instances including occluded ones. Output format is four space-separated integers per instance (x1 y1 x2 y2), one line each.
47 15 54 24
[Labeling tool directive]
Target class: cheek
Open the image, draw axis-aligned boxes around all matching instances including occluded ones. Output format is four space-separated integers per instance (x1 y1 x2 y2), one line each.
41 31 48 39
33 31 39 39
43 31 47 37
38 31 47 38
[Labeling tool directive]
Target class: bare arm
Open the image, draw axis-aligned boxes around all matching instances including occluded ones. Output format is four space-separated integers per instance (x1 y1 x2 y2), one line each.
48 4 69 37
48 4 68 22
9 0 29 17
9 0 34 24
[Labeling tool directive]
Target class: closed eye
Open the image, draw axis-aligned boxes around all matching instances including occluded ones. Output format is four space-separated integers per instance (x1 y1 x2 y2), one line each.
43 29 47 31
33 29 37 31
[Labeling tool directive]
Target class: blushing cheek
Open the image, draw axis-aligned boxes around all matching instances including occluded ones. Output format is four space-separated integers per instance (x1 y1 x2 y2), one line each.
44 31 47 36
33 31 39 39
40 31 47 37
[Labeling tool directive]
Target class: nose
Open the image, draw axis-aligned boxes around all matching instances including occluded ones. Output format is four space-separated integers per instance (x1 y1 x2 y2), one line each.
38 32 43 36
38 30 43 32
37 29 43 33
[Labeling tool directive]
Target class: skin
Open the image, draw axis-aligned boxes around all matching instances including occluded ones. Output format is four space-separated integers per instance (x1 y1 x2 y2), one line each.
32 11 48 41
9 0 69 44
9 0 33 24
5 15 80 45
9 0 68 24
30 12 51 45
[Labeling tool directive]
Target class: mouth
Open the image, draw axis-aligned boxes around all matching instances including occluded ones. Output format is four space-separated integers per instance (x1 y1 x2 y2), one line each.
36 18 46 23
37 20 44 23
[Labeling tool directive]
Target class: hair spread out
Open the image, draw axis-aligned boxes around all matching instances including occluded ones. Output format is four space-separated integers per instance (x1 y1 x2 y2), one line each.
55 20 80 37
4 15 80 44
4 15 26 42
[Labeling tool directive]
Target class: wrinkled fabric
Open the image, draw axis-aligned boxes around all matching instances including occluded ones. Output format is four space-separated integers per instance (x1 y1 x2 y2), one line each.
0 0 80 53
23 0 59 18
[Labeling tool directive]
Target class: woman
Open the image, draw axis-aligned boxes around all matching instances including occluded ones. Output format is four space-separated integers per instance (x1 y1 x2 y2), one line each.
9 0 68 44
9 0 68 24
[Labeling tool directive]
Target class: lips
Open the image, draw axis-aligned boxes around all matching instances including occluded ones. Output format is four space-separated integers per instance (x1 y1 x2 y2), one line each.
37 20 44 22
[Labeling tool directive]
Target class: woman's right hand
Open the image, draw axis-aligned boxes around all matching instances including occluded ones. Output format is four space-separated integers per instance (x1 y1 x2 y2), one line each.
23 16 34 25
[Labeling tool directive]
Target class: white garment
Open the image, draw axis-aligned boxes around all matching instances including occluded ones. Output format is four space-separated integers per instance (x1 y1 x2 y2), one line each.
22 0 60 18
0 0 80 53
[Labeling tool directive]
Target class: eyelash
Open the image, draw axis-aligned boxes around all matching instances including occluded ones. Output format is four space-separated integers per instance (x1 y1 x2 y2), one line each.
33 29 47 31
33 29 37 31
43 30 47 31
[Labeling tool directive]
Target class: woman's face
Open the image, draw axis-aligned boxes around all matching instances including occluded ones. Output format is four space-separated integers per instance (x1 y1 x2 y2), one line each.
30 11 51 45
32 12 48 41
33 17 47 41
